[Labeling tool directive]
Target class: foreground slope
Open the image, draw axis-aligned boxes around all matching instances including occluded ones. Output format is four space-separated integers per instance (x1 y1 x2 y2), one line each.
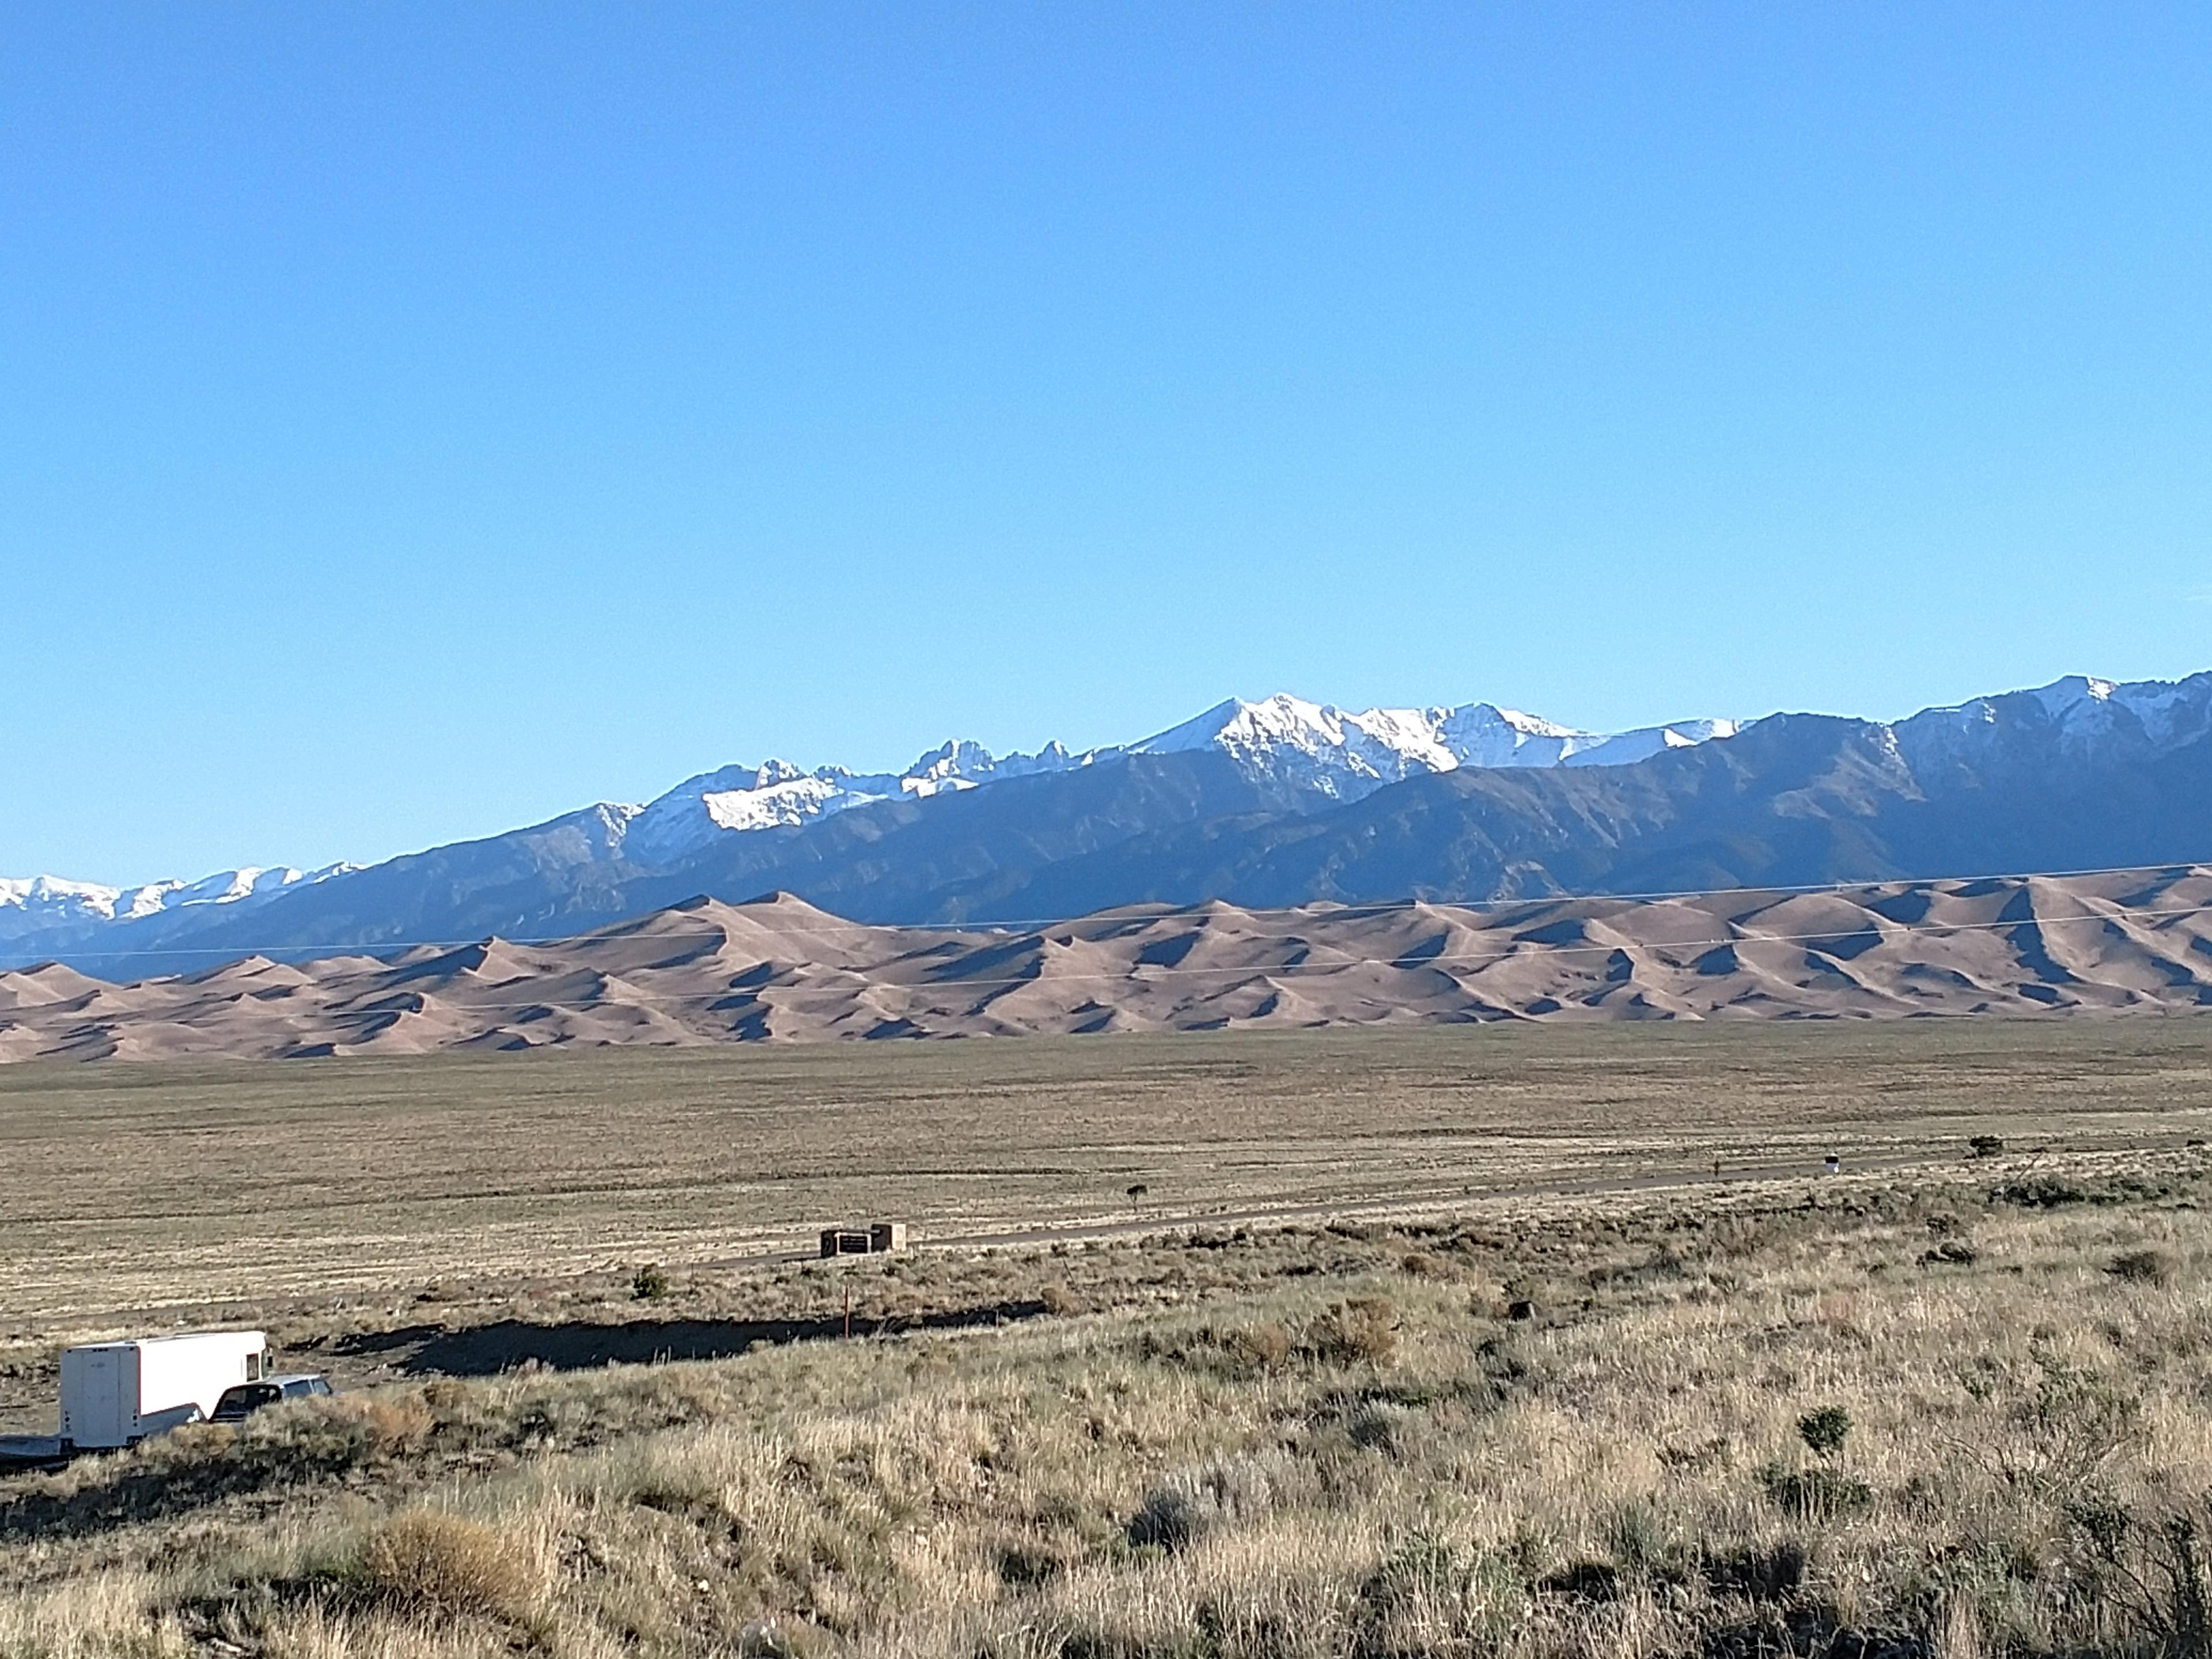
4 1153 2209 1659
7 866 2212 1060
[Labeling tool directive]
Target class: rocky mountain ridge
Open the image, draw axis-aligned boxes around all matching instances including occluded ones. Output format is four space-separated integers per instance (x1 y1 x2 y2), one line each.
6 671 2211 975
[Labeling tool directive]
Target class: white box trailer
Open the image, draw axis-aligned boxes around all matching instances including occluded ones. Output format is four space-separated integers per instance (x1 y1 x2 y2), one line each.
59 1331 268 1450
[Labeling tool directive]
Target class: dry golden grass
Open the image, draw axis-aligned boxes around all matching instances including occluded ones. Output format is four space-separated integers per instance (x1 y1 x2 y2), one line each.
3 1147 2211 1657
7 1021 2212 1656
5 1019 2211 1356
357 1512 539 1620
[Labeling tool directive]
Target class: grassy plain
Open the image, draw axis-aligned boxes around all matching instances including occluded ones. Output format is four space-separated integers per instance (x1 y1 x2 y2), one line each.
5 1018 2212 1657
6 1020 2212 1340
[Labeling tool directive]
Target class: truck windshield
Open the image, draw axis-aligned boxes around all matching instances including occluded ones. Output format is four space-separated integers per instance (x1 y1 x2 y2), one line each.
214 1384 281 1416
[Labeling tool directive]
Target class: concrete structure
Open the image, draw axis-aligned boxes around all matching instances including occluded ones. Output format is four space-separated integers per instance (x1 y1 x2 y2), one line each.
60 1331 269 1449
819 1221 908 1258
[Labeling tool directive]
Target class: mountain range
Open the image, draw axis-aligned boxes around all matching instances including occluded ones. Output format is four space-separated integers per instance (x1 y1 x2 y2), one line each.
5 672 2210 979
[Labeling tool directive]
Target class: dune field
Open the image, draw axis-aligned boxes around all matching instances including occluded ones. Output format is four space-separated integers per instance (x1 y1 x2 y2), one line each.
7 867 2212 1062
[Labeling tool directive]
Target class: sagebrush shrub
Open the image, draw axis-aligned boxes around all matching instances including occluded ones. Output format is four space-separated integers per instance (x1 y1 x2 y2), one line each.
359 1394 434 1452
1798 1404 1852 1460
1605 1500 1675 1573
1126 1456 1288 1552
1978 1347 2147 1491
1304 1297 1398 1366
1759 1463 1873 1521
2107 1248 2175 1287
359 1510 535 1618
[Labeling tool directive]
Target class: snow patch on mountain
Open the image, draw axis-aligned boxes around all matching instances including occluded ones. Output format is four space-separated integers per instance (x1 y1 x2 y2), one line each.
621 696 1743 862
1134 693 1739 802
622 740 1097 863
0 876 126 923
0 865 351 944
1897 671 2212 766
25 673 2203 963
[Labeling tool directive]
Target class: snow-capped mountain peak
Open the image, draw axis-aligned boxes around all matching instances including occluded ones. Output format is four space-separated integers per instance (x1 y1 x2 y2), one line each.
1134 694 1453 796
622 736 1102 862
0 874 129 923
1900 671 2212 763
3 692 1752 935
1133 694 1738 800
0 865 351 950
20 672 2212 978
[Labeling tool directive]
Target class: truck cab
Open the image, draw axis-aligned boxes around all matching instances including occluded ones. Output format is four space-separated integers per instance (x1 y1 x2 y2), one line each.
210 1374 334 1422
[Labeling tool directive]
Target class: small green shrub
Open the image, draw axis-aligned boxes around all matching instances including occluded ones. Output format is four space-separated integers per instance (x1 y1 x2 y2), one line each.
1604 1500 1675 1574
1125 1457 1286 1553
1357 1534 1467 1614
631 1263 671 1301
995 1541 1064 1589
1798 1404 1852 1460
1759 1463 1873 1521
2107 1248 2175 1287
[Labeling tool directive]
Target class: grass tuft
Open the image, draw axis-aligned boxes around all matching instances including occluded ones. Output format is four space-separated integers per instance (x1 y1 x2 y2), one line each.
358 1510 537 1619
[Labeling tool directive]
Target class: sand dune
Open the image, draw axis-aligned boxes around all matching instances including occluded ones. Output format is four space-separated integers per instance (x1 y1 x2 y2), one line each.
8 870 2212 1062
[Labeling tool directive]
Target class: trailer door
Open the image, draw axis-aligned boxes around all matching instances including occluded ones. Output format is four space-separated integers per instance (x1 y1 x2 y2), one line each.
70 1349 132 1447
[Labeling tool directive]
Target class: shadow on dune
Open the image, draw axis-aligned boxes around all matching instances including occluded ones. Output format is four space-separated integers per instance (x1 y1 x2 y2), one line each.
332 1298 1053 1377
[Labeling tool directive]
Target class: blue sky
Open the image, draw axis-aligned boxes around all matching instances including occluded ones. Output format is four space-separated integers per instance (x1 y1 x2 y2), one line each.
5 3 2210 883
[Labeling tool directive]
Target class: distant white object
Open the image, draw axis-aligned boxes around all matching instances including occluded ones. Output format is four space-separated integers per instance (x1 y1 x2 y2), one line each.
59 1330 269 1449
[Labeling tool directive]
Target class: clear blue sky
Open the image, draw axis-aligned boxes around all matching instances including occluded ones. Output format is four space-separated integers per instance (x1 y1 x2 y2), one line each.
6 4 2210 884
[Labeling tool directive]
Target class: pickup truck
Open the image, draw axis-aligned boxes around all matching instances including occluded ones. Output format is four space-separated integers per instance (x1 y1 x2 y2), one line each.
210 1374 335 1422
